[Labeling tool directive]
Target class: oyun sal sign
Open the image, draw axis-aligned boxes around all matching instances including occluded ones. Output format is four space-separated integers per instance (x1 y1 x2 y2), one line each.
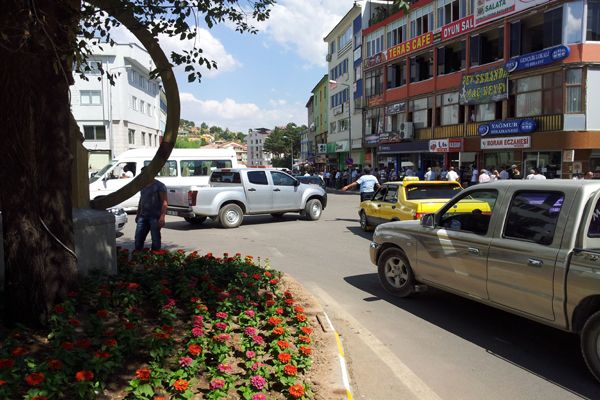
505 45 570 73
478 118 537 136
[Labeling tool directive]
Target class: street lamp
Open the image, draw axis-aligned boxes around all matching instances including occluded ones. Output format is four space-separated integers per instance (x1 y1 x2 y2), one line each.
329 79 352 185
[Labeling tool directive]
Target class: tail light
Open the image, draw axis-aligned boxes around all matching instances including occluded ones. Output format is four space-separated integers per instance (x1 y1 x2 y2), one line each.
414 212 426 220
188 190 198 206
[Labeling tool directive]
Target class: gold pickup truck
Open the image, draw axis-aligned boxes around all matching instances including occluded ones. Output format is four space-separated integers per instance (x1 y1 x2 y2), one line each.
369 180 600 382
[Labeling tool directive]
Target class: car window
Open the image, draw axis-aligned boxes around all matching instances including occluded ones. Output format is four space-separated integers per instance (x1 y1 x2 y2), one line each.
588 198 600 238
180 159 233 176
144 160 177 177
247 171 268 185
405 183 462 200
384 185 399 203
439 190 498 235
372 186 387 201
504 191 564 245
210 171 241 183
271 171 296 186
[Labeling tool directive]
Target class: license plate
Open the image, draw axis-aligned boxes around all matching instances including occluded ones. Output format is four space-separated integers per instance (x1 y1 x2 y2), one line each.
166 210 178 216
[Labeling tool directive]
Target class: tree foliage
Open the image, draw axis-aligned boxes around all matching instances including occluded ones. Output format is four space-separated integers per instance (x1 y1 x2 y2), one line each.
264 123 306 167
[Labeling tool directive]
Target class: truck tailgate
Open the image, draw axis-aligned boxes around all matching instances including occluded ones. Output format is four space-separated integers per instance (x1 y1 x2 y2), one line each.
166 185 194 208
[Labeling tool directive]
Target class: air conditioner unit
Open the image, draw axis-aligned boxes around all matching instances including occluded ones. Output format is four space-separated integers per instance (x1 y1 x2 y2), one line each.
399 122 414 141
326 54 332 62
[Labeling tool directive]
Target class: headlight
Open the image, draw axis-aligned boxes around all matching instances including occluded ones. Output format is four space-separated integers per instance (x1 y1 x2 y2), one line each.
108 208 125 216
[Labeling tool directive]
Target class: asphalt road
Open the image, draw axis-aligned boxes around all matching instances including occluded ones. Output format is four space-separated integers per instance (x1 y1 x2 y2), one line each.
117 193 600 400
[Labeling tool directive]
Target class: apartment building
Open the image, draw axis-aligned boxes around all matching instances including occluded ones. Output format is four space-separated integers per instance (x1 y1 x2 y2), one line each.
360 0 599 179
71 42 163 172
246 128 273 166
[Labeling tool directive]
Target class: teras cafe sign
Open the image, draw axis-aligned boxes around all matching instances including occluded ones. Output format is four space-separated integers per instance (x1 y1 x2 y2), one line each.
387 32 433 61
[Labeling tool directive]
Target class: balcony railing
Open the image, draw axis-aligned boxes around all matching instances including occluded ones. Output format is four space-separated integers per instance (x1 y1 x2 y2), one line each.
415 114 564 141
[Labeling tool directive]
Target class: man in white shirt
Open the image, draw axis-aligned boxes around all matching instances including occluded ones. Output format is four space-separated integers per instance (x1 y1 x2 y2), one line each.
424 167 435 181
342 167 380 201
446 166 459 182
478 169 491 183
470 166 479 185
526 168 547 180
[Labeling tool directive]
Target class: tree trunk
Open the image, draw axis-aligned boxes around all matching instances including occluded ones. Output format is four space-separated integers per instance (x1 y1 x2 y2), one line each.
0 1 80 327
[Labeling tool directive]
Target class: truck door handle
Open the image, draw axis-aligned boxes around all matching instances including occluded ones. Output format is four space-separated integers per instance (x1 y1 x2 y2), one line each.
273 188 281 192
528 258 543 267
248 188 256 192
467 247 480 255
169 189 176 192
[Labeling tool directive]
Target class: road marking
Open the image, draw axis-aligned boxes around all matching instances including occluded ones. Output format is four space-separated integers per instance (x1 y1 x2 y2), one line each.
323 311 353 400
309 285 443 400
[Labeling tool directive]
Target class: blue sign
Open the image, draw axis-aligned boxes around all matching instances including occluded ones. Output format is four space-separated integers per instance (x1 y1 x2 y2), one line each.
478 119 537 136
505 45 570 73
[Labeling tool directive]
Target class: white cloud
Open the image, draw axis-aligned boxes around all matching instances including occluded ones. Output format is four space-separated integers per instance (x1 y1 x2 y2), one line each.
258 0 350 67
180 92 306 132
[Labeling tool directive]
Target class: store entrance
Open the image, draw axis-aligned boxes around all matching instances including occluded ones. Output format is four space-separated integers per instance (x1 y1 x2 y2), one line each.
524 151 561 179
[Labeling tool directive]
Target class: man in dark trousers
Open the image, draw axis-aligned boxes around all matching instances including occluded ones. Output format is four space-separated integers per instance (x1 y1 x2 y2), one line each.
134 168 168 251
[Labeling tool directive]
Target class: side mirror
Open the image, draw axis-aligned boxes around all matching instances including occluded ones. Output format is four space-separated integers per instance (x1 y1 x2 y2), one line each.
294 180 300 187
421 213 435 228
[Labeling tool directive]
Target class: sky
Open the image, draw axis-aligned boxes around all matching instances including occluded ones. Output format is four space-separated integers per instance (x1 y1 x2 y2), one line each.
111 0 357 133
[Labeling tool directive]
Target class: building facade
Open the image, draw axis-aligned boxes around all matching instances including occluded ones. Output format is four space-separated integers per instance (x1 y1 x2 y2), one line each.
324 4 365 172
246 128 273 166
202 141 248 166
359 0 600 180
310 74 330 171
71 42 163 172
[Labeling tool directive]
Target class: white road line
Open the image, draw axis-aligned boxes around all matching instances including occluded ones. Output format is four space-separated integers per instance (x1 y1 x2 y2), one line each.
323 312 353 400
309 285 443 400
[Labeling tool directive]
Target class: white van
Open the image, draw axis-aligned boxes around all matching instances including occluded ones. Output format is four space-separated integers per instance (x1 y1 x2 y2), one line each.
89 148 240 211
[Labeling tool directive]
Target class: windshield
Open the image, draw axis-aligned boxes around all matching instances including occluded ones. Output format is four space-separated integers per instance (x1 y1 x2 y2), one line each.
405 183 462 200
89 161 117 183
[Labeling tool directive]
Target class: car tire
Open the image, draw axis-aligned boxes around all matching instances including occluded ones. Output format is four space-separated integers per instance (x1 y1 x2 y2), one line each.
184 216 207 225
359 210 372 231
304 199 322 221
218 204 243 228
581 310 600 382
377 248 415 298
271 213 285 218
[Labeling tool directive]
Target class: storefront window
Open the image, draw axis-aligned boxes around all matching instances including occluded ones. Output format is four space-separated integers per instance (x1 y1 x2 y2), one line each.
438 92 463 125
365 68 384 98
483 151 515 170
587 0 600 41
524 151 562 178
566 68 583 113
410 97 432 128
437 41 466 75
387 60 406 89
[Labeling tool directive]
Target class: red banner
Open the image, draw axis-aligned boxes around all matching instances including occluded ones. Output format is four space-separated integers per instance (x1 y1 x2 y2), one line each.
441 15 475 41
387 32 433 61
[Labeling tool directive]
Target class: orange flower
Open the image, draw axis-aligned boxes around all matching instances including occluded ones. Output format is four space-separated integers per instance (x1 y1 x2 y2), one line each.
277 340 289 349
188 343 202 356
25 372 45 386
294 305 304 313
296 314 307 322
75 370 94 382
299 346 312 356
272 327 285 335
268 316 282 326
11 346 26 357
289 383 305 398
298 335 311 343
278 352 292 363
135 368 151 381
153 397 166 400
300 326 313 335
173 379 189 392
284 364 297 376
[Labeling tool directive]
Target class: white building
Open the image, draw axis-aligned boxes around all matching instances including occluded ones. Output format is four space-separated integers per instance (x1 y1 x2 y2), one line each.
71 42 163 172
246 128 273 166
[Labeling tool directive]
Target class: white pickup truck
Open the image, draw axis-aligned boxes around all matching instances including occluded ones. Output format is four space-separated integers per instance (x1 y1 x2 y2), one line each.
166 168 327 228
369 180 600 382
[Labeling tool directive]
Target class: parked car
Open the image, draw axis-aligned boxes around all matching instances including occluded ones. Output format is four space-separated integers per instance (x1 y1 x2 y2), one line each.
358 178 468 231
108 207 127 234
166 168 327 228
369 179 600 382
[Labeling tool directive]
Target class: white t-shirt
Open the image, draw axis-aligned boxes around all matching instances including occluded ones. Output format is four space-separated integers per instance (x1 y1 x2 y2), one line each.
528 173 547 180
357 174 379 193
447 170 459 181
122 170 134 178
479 173 490 183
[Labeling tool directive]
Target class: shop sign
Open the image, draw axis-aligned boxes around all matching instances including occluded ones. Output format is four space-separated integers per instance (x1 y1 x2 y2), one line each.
478 118 537 136
475 0 548 26
365 134 379 145
481 135 531 149
505 45 570 73
385 102 406 115
364 52 386 69
563 149 575 163
317 144 327 154
387 32 433 61
441 15 475 41
335 141 348 152
460 65 509 105
428 138 464 153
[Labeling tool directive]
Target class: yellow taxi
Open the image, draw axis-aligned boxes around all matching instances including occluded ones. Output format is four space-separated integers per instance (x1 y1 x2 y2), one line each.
359 177 487 231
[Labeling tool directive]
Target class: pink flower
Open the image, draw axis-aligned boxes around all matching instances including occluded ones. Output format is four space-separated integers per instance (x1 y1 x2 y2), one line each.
244 327 257 336
252 394 267 400
162 298 176 309
214 333 231 342
209 378 225 389
246 350 256 359
252 335 264 345
236 295 245 301
179 356 193 367
191 327 204 337
245 310 256 318
218 363 232 373
193 315 203 326
250 375 267 390
215 322 228 330
215 312 228 319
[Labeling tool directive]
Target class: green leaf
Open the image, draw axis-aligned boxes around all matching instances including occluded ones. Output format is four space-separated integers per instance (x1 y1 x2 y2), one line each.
188 73 196 83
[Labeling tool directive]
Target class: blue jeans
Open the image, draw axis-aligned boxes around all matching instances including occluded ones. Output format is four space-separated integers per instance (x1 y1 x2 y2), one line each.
134 217 161 251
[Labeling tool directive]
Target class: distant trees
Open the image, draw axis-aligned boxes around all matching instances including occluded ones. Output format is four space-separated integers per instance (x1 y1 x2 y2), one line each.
264 123 306 168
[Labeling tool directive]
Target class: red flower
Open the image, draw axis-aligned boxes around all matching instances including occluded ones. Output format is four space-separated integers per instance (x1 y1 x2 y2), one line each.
278 352 292 363
275 307 284 315
75 370 94 382
299 346 312 356
0 358 14 368
76 338 92 349
265 300 276 307
48 359 62 370
296 314 307 322
289 383 305 398
277 340 289 349
252 274 261 280
285 298 294 305
268 316 282 326
272 327 285 335
284 364 297 376
269 279 279 285
0 380 6 386
127 282 140 290
173 379 189 392
294 305 304 313
95 351 111 359
135 368 151 381
53 304 65 314
32 396 48 400
11 346 26 357
300 326 313 335
68 291 78 298
264 271 272 277
96 309 109 319
298 335 311 344
188 344 202 356
61 341 74 350
25 372 45 386
104 338 118 347
68 318 81 327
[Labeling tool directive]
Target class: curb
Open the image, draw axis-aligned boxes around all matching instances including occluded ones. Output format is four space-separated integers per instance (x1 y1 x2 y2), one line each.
318 312 353 400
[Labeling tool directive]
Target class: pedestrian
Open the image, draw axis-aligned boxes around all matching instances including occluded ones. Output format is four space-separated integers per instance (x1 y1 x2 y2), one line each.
499 165 509 180
585 171 594 179
446 166 459 182
351 168 359 182
135 168 168 251
379 167 388 184
479 169 491 183
526 168 546 180
324 170 331 187
341 167 380 202
405 166 415 177
470 165 479 186
510 164 521 179
424 167 436 181
335 169 342 188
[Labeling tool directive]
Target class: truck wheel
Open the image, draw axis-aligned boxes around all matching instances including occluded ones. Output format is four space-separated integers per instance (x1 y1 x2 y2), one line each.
359 210 372 231
218 204 243 228
184 216 207 225
304 199 322 221
581 310 600 382
377 248 415 298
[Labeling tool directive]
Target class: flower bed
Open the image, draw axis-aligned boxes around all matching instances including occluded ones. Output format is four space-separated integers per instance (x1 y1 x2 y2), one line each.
0 249 316 399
